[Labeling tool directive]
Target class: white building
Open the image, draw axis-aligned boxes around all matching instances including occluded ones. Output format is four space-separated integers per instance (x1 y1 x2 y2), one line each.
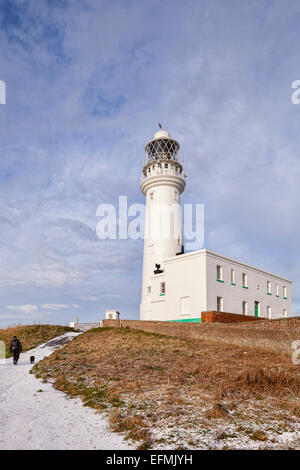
105 310 120 320
140 127 292 322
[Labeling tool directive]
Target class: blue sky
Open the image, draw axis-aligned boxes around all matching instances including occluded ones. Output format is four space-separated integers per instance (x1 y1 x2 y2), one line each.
0 0 300 327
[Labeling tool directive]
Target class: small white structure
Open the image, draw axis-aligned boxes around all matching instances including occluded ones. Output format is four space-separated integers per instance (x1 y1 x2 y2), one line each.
140 127 292 322
105 310 120 320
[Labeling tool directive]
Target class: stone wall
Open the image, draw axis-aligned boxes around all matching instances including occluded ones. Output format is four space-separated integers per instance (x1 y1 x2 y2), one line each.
201 311 265 323
103 319 121 328
116 317 300 356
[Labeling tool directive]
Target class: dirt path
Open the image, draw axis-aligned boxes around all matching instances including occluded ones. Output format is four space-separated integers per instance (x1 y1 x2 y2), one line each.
0 332 133 450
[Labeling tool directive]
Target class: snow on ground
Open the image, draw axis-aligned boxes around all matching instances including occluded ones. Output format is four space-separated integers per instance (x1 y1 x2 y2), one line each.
0 332 134 450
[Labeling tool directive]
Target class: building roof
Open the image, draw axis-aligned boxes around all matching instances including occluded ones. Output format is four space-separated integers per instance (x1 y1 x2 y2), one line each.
164 248 292 283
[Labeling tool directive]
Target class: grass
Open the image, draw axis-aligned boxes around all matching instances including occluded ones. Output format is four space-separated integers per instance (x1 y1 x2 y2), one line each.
0 324 74 358
205 403 229 419
32 327 300 449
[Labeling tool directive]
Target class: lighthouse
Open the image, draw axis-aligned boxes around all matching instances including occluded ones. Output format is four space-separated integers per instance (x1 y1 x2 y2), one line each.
138 127 291 323
140 127 186 320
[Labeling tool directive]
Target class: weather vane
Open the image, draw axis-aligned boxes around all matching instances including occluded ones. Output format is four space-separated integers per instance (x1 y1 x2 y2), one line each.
158 123 162 129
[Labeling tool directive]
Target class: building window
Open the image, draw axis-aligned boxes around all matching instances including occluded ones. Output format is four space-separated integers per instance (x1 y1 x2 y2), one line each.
243 301 248 315
283 286 287 298
231 269 236 285
160 282 166 295
180 296 190 315
242 273 248 288
217 296 223 312
216 265 223 282
276 284 279 297
165 163 168 169
147 286 151 296
267 281 271 294
267 306 271 319
283 309 287 317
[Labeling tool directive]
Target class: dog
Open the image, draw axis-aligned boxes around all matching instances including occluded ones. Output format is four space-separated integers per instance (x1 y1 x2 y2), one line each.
30 355 35 364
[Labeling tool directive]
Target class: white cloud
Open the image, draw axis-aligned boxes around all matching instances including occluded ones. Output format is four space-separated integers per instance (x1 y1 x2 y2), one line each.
0 313 27 321
7 305 38 315
99 294 121 298
40 304 72 310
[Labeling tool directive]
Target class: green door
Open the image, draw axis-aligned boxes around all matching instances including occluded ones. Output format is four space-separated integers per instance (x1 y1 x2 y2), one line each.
254 301 259 317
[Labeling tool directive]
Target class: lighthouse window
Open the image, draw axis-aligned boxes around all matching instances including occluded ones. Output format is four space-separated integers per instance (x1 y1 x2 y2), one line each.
165 163 168 168
147 286 151 296
160 282 166 295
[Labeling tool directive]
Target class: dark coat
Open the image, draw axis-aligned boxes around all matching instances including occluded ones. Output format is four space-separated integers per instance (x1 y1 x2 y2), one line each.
10 338 22 354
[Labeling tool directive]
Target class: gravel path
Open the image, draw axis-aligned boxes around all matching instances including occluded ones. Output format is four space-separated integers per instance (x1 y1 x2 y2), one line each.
0 332 133 450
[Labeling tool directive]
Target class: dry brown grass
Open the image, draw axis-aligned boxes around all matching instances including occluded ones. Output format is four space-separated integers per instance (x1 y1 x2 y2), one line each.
0 324 74 357
205 403 230 419
32 327 300 449
109 410 152 448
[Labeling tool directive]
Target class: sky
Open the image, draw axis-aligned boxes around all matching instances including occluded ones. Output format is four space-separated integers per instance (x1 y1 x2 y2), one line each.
0 0 300 327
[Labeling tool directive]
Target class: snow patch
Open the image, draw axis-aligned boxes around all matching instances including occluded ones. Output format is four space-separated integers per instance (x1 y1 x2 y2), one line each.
0 332 133 450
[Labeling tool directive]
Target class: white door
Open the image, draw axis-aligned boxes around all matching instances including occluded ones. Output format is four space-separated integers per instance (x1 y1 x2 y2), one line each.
180 296 190 315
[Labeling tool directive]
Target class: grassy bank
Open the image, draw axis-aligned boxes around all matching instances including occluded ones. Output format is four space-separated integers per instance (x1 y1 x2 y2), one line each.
32 327 300 450
0 324 74 358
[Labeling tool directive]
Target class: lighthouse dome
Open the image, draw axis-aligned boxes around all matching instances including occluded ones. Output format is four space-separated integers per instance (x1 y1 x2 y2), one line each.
153 129 171 139
145 127 180 163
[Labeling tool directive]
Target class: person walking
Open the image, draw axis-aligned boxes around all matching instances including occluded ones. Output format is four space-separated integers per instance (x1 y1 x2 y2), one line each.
10 336 22 365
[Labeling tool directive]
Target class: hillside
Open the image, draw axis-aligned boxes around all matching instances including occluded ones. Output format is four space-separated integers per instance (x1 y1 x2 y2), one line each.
32 327 300 450
0 324 74 358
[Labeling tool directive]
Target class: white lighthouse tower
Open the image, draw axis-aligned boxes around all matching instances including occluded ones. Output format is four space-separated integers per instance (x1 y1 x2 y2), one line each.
140 126 186 320
138 127 292 323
